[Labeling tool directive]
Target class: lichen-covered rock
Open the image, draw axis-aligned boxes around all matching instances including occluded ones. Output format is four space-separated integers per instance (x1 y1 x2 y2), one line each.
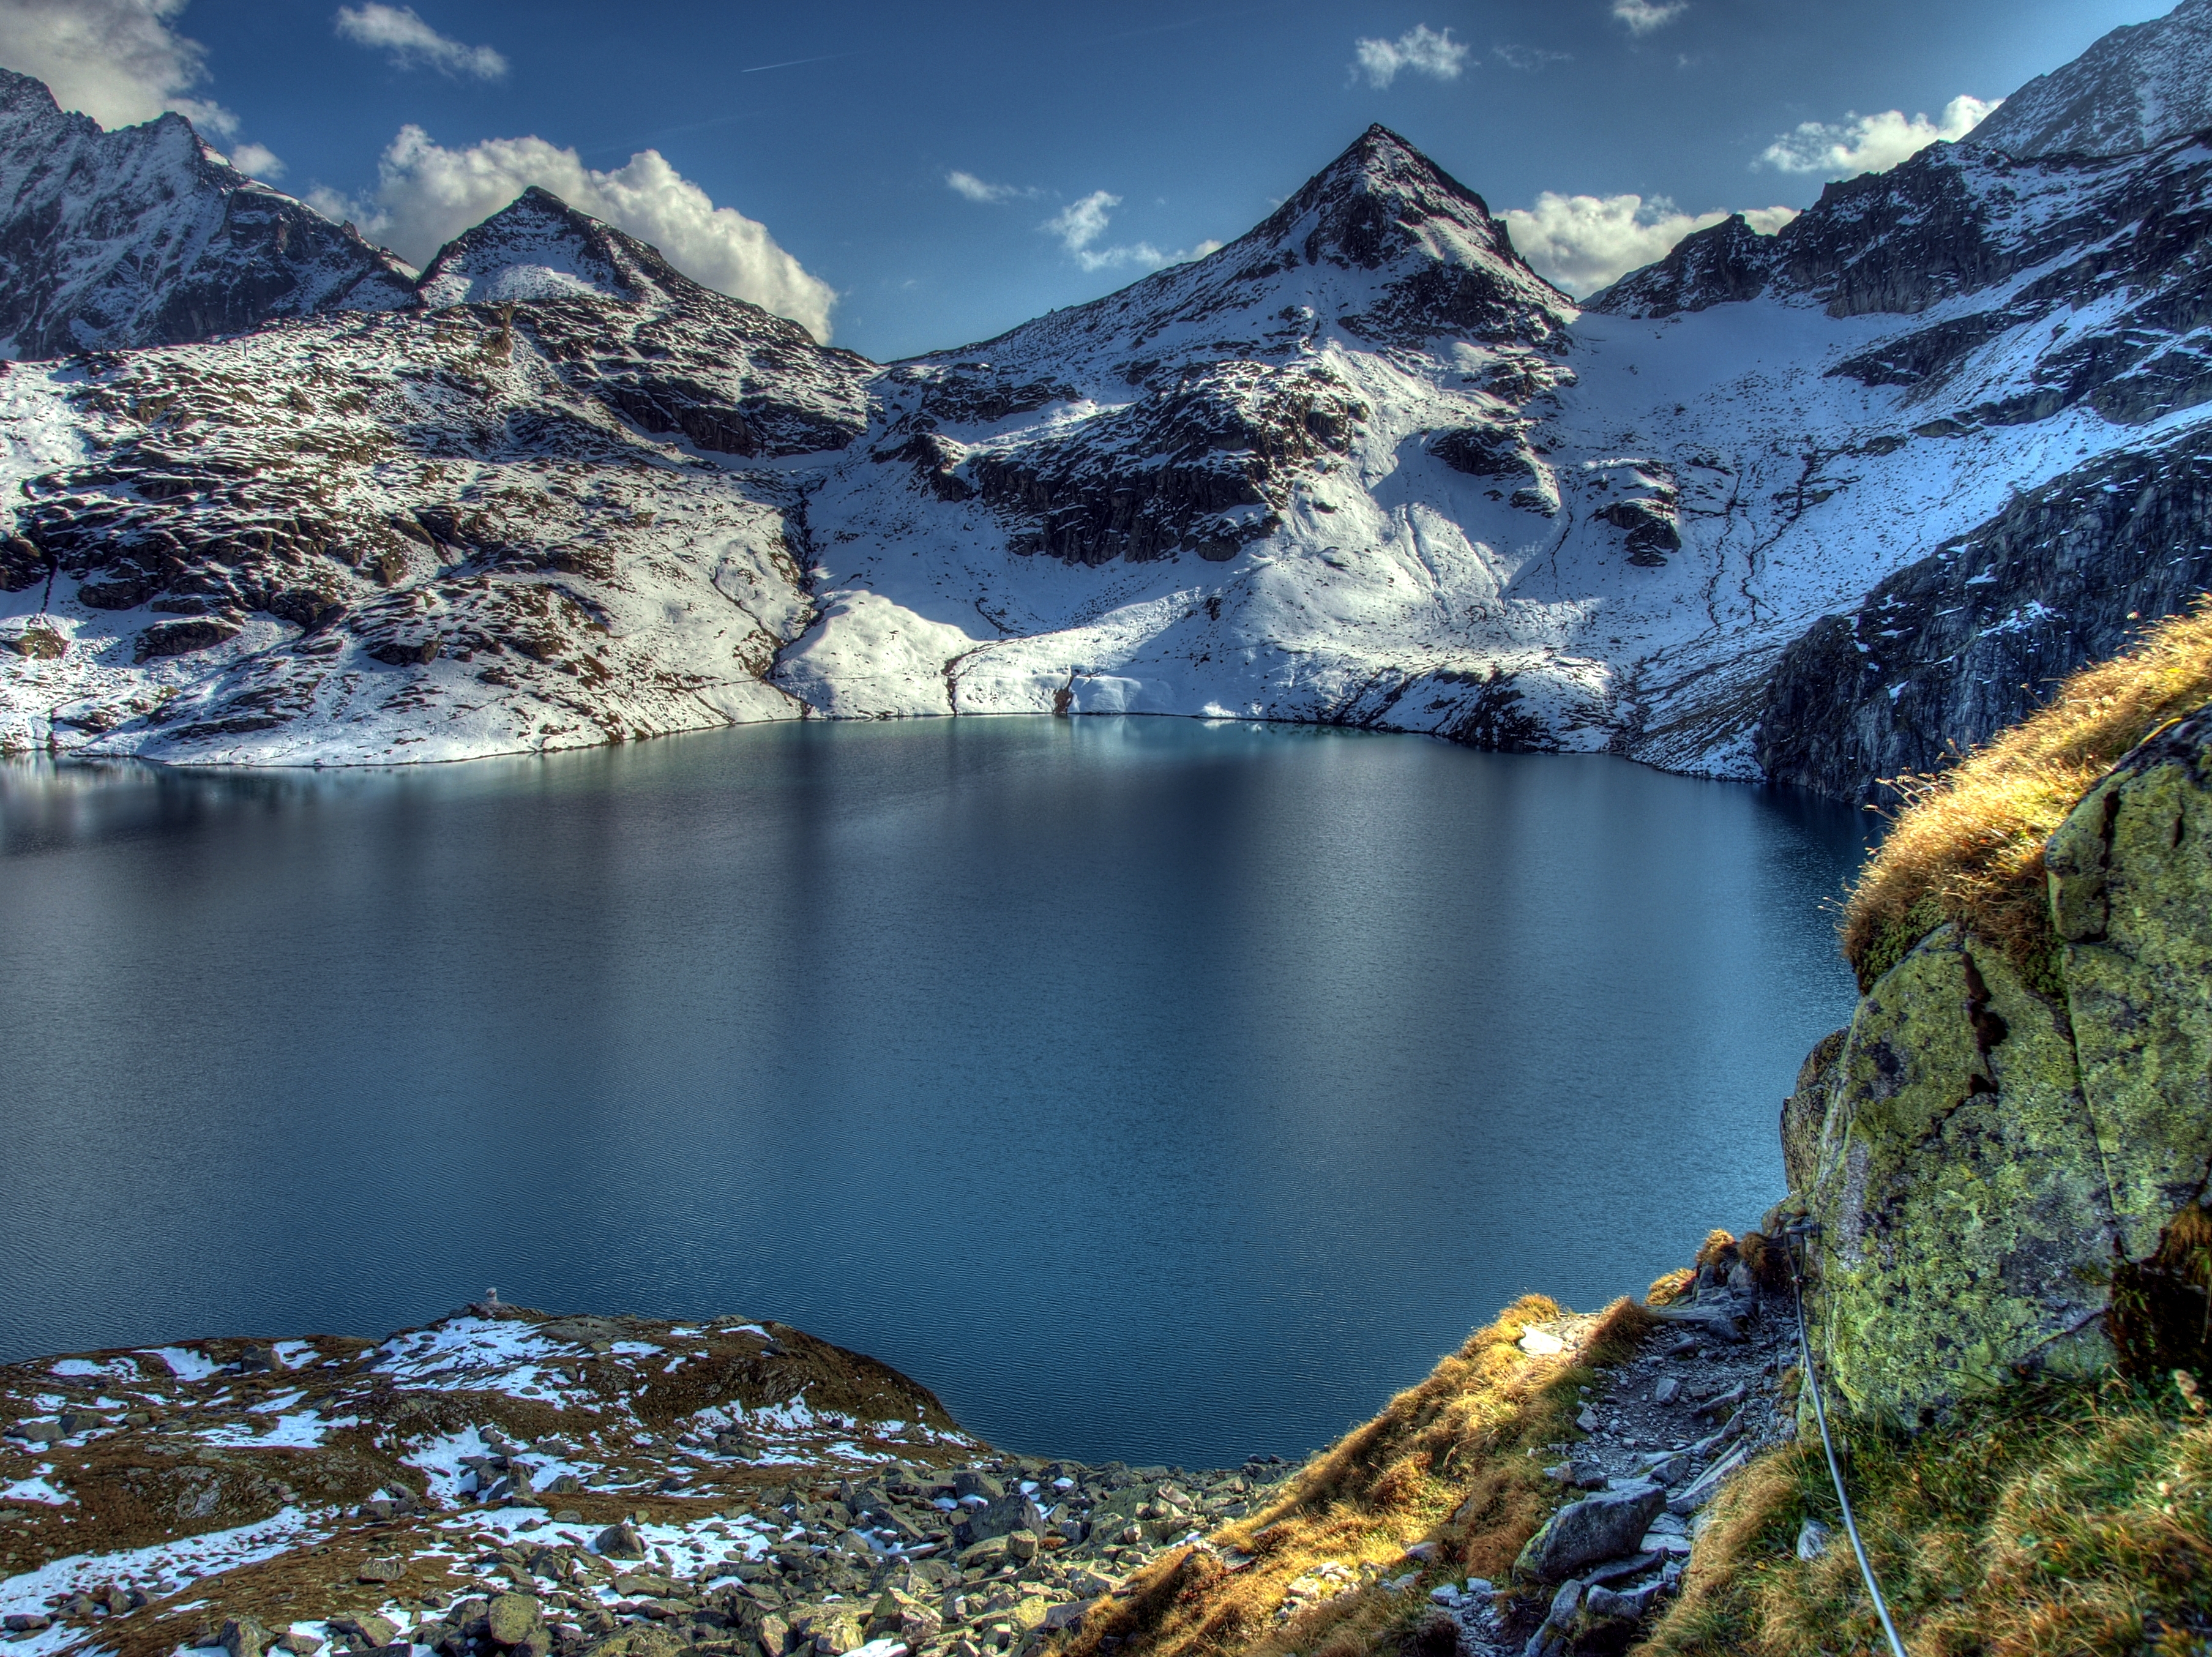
2047 703 2212 1259
1789 700 2212 1424
1780 1028 1845 1195
1796 926 2114 1423
1514 1481 1665 1581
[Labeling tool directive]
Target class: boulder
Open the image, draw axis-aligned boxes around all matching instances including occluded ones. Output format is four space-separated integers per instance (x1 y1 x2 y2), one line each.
220 1617 275 1657
327 1615 398 1649
1789 702 2212 1423
596 1520 646 1560
586 1629 689 1657
1513 1481 1666 1582
486 1594 544 1649
137 617 239 659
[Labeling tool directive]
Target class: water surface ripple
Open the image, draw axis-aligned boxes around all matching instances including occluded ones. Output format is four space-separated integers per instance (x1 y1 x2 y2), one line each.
0 717 1868 1467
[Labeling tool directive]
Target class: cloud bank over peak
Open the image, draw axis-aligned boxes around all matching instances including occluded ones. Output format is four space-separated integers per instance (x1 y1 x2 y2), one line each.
334 4 508 80
1502 192 1796 296
1761 95 1998 179
1351 24 1469 89
0 0 238 134
313 126 838 342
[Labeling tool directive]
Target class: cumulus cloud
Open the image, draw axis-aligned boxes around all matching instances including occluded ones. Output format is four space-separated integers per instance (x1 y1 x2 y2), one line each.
1041 190 1220 273
1501 192 1796 296
321 126 837 340
946 170 1036 204
1610 0 1687 36
0 0 238 132
334 4 504 79
1352 24 1468 89
227 140 284 179
1760 95 1998 179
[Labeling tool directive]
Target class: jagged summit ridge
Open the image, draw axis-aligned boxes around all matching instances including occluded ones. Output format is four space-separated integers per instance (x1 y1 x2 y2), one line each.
1971 0 2212 159
0 67 414 359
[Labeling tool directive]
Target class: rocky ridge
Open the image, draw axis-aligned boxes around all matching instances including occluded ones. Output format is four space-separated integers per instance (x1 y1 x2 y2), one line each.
0 69 411 361
0 1249 1809 1657
1969 0 2212 160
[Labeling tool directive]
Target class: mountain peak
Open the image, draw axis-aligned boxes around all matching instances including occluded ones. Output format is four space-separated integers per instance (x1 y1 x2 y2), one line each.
0 65 413 357
414 186 695 309
1972 0 2212 158
1249 123 1522 276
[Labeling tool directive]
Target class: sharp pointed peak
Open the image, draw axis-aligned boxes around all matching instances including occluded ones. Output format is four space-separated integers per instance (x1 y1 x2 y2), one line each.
415 186 689 310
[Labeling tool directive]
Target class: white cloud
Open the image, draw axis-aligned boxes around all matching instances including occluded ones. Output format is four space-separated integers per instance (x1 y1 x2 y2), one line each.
227 140 284 179
0 0 238 132
1040 191 1220 273
1501 192 1797 296
946 170 1036 204
1610 0 1687 36
324 126 837 340
1352 24 1468 89
1047 191 1119 256
1760 95 1998 179
1492 43 1570 72
333 4 506 79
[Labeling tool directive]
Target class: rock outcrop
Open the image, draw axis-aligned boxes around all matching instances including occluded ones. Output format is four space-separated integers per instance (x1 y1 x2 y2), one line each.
1783 702 2212 1423
1755 434 2212 802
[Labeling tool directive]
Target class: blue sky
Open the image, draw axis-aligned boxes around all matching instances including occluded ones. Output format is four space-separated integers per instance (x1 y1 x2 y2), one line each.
6 0 2173 357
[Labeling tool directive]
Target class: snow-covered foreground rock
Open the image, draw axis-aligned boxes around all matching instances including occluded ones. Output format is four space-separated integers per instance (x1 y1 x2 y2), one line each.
5 4 2212 796
0 1305 1293 1657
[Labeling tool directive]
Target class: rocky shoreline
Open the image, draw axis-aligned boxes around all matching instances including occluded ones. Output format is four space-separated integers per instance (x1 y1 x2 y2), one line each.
0 1237 1809 1657
0 1300 1309 1657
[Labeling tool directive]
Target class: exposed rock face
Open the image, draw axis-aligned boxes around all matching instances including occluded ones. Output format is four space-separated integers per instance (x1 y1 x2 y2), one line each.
0 191 868 762
0 68 413 359
1787 704 2212 1423
1755 435 2212 802
1969 0 2212 159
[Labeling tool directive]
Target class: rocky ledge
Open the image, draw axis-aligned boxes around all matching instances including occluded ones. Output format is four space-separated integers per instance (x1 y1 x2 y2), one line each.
0 1301 1288 1657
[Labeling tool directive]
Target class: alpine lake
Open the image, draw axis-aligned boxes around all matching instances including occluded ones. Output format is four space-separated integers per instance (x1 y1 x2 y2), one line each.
0 716 1869 1468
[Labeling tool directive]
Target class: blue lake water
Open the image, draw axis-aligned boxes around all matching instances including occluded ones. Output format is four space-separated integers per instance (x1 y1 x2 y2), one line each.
0 717 1869 1467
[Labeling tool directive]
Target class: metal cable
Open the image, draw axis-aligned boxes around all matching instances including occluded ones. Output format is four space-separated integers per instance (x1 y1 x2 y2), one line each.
1785 1227 1910 1657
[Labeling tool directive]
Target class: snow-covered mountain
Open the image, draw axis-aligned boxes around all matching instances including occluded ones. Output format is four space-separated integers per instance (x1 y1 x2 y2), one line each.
1971 0 2212 159
0 69 413 359
0 188 864 761
5 0 2212 795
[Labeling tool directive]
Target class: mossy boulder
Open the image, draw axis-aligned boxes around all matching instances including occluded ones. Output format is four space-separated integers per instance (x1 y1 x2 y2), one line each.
2046 705 2212 1259
1788 701 2212 1424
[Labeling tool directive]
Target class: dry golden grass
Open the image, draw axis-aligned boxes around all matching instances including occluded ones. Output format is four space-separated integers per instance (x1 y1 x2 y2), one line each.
1839 596 2212 990
1635 1372 2212 1657
1058 1295 1655 1657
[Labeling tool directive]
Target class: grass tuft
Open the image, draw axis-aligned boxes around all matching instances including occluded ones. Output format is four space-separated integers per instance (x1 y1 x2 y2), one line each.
1058 1296 1655 1657
1838 596 2212 991
1635 1372 2212 1657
